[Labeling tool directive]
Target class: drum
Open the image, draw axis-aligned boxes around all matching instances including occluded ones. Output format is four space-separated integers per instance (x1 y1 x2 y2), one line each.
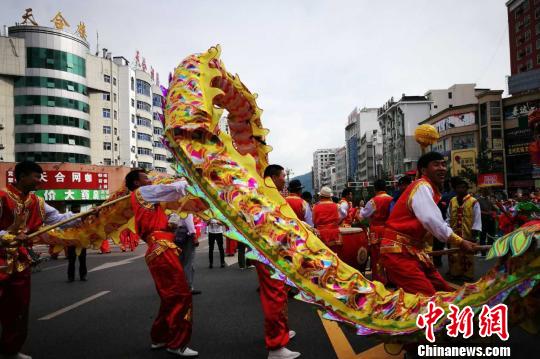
338 227 369 272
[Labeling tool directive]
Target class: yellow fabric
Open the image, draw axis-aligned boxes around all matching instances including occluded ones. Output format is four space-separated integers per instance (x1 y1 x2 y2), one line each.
449 194 477 241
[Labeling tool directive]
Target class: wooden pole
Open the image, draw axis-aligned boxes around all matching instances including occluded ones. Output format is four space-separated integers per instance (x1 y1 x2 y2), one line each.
428 245 492 256
1 193 131 247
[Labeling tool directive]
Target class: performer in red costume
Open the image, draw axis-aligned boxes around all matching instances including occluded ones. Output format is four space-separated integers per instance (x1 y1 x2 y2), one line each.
357 179 393 282
380 152 478 296
313 186 342 255
125 169 198 357
285 179 313 226
338 188 354 226
256 165 299 359
0 161 81 359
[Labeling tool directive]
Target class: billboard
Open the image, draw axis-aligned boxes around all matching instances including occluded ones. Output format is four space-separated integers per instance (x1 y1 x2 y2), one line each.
434 112 475 133
451 149 477 176
6 170 108 190
478 173 504 187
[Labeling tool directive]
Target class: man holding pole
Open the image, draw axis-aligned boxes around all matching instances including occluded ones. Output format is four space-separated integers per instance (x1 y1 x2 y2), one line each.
124 169 199 357
0 161 80 359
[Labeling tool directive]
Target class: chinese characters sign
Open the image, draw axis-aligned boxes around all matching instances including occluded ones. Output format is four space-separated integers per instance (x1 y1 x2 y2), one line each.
35 189 109 201
417 302 509 343
478 173 504 187
6 170 108 190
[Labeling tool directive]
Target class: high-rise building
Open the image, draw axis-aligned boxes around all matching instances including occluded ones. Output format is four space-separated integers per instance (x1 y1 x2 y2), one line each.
358 129 382 182
0 18 173 173
506 0 540 95
425 84 481 115
312 148 337 193
5 25 91 163
344 107 378 182
334 146 347 193
378 95 432 178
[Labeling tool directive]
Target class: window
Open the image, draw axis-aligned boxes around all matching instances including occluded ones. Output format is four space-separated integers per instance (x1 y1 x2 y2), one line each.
131 98 135 107
154 141 164 148
15 133 90 147
516 21 523 33
137 147 152 156
103 108 111 118
137 116 151 127
130 77 134 91
537 53 540 64
113 77 117 86
536 22 540 34
26 48 86 77
15 114 90 130
16 152 90 163
138 162 153 170
104 74 111 83
527 58 534 70
537 38 540 49
525 15 531 27
132 130 135 138
536 6 540 19
154 154 167 161
154 127 163 135
155 167 166 173
517 35 524 46
136 79 151 96
114 143 118 151
14 95 88 113
103 126 111 134
103 92 110 101
525 30 531 41
136 100 151 112
103 158 112 165
114 127 118 135
103 142 112 150
114 110 117 120
131 114 135 124
14 77 88 95
526 44 533 55
113 93 117 102
153 94 162 107
448 104 453 108
137 133 152 142
448 92 452 99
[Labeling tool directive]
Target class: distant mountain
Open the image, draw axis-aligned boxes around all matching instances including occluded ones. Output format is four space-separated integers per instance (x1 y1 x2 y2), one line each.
291 171 313 194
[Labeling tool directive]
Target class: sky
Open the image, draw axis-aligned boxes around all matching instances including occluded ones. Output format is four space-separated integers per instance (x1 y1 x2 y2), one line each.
3 0 511 176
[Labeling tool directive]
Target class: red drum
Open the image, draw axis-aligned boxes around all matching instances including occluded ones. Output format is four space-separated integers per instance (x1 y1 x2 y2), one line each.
338 227 369 272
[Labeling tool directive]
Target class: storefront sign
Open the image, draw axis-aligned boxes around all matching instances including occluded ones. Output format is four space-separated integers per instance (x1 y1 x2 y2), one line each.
35 189 109 201
6 170 108 190
451 149 477 176
434 112 475 133
478 173 504 187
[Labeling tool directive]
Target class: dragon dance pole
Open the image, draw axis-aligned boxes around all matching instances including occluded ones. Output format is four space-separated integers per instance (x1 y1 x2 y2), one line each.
428 245 492 256
1 193 132 247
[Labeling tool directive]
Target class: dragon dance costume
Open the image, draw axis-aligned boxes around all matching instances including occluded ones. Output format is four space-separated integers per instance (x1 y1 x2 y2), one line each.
381 176 459 295
359 191 393 282
447 194 481 280
130 181 192 350
0 184 74 355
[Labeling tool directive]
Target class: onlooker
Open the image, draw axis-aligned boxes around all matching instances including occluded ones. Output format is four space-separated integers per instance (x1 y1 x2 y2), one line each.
67 204 87 282
477 189 496 256
207 219 225 268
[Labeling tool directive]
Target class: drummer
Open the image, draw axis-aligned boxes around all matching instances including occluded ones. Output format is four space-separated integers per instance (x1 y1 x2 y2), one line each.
357 179 393 282
338 188 354 226
313 186 342 255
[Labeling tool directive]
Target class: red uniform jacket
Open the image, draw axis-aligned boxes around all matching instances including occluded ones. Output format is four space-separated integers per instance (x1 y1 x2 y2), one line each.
285 194 307 221
0 184 46 276
313 201 341 247
370 192 393 227
131 189 169 240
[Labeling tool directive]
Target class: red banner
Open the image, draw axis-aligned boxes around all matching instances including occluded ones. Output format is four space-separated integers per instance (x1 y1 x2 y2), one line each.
477 173 504 188
6 170 108 190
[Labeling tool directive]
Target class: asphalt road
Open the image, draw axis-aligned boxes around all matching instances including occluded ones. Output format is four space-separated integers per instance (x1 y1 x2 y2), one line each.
21 240 537 359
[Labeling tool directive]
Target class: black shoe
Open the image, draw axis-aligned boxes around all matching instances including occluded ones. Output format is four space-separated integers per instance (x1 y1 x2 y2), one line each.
80 276 87 281
67 278 74 283
209 264 213 269
191 289 202 295
220 263 225 268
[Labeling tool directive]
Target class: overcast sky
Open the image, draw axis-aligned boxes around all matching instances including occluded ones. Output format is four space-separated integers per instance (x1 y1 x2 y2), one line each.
3 1 511 175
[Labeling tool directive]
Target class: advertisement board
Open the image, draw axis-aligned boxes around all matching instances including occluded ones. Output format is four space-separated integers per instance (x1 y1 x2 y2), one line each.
451 149 477 176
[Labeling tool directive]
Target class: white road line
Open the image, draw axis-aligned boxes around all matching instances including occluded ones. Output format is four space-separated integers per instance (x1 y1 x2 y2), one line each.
38 291 110 320
88 253 145 273
41 264 67 272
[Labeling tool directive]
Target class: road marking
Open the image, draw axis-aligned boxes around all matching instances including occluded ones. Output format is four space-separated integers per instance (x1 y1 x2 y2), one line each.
38 291 110 320
88 253 145 272
318 310 397 359
41 264 67 272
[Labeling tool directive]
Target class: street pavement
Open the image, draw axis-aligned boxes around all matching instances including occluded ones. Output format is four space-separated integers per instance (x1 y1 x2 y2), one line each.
22 239 536 358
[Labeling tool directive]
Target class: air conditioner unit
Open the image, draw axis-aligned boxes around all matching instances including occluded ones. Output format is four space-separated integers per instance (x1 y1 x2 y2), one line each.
0 144 4 149
0 124 4 130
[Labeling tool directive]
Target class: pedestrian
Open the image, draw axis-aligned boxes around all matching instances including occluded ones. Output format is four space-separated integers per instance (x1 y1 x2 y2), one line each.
67 204 87 282
379 152 478 296
124 169 198 357
477 188 497 256
357 179 393 282
255 164 299 359
446 177 481 281
0 161 82 359
170 213 201 295
207 219 225 268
